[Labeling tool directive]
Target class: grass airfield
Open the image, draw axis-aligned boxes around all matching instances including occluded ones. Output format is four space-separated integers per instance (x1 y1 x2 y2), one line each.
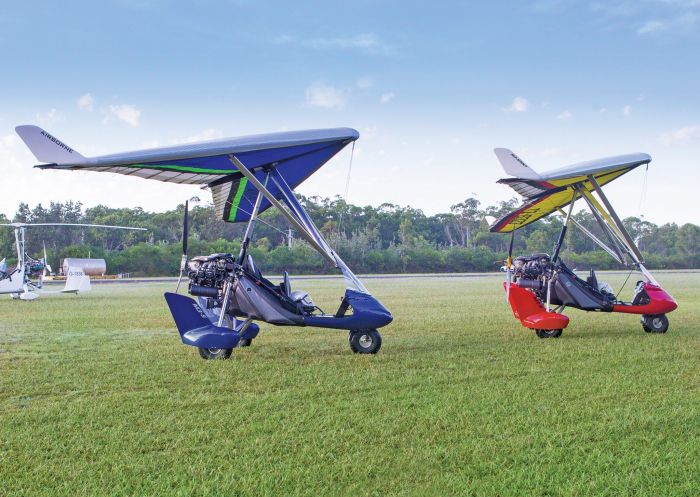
1 273 699 497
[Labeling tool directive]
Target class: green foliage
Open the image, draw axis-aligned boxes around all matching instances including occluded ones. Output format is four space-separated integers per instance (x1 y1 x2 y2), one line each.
4 199 699 275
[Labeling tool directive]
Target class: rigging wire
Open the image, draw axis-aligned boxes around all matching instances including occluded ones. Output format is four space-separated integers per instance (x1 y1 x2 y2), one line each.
220 182 295 243
235 205 290 237
217 143 358 250
338 142 355 237
637 163 649 218
616 268 634 300
343 142 355 201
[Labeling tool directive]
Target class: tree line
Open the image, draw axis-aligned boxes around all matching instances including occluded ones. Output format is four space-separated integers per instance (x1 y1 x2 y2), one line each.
0 197 698 276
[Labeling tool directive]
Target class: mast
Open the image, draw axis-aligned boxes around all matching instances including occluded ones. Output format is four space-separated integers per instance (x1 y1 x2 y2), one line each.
237 173 269 264
551 190 577 262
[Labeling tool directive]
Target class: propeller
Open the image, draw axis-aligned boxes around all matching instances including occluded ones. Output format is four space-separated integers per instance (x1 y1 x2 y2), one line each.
42 241 52 274
175 200 189 293
505 231 515 303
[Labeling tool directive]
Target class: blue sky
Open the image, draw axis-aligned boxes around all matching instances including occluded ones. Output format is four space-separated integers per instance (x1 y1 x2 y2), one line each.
1 0 699 224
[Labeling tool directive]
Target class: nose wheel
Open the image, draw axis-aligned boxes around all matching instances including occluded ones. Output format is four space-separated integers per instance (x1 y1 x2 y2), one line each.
641 314 669 334
535 329 563 338
348 329 382 354
198 347 233 360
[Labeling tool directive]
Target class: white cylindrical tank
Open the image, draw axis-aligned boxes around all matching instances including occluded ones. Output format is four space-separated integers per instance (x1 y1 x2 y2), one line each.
61 258 107 276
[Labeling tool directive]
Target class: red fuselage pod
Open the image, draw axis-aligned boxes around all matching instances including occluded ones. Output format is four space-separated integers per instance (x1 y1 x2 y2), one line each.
505 282 569 331
612 282 678 315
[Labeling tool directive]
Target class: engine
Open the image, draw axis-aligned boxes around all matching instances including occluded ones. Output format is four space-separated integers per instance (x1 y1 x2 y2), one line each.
511 253 552 297
187 253 235 297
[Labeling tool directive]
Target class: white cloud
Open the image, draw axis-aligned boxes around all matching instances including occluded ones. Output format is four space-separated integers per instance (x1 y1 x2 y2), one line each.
599 107 608 113
106 104 141 126
660 124 700 145
542 147 561 156
0 134 31 174
380 92 395 104
36 108 63 125
637 10 699 35
179 128 223 143
356 76 374 89
305 81 347 109
556 110 573 120
307 33 392 54
274 33 394 55
503 96 530 113
140 139 161 149
637 20 666 34
0 135 21 164
623 105 633 116
271 34 294 45
77 93 94 111
532 0 577 12
362 125 378 139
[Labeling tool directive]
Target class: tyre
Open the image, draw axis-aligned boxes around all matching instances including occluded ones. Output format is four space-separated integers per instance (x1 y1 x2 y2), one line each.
238 338 252 347
348 329 382 354
198 347 233 360
641 314 669 334
535 329 562 339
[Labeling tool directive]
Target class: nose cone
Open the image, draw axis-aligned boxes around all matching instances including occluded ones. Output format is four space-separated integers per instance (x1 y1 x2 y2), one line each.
364 295 393 328
345 289 394 329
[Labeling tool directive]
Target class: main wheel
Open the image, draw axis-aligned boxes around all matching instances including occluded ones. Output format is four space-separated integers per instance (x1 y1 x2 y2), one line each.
641 314 669 334
198 347 233 360
535 329 563 339
238 338 253 347
348 329 382 354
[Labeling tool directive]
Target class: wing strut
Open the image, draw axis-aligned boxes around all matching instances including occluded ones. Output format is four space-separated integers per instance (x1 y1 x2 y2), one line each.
228 155 336 266
556 208 624 264
575 187 628 264
587 175 644 263
268 169 334 257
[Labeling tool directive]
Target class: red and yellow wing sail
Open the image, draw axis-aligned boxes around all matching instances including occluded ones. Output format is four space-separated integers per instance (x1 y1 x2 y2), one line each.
490 166 634 233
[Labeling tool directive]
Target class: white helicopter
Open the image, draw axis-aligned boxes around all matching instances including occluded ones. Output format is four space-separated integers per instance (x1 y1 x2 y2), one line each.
0 222 146 300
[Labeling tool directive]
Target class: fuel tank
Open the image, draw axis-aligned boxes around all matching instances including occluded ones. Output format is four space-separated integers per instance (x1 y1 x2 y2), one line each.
61 258 107 276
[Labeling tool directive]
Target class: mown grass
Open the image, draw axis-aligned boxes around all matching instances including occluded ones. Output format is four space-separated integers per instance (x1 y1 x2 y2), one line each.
1 273 699 497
